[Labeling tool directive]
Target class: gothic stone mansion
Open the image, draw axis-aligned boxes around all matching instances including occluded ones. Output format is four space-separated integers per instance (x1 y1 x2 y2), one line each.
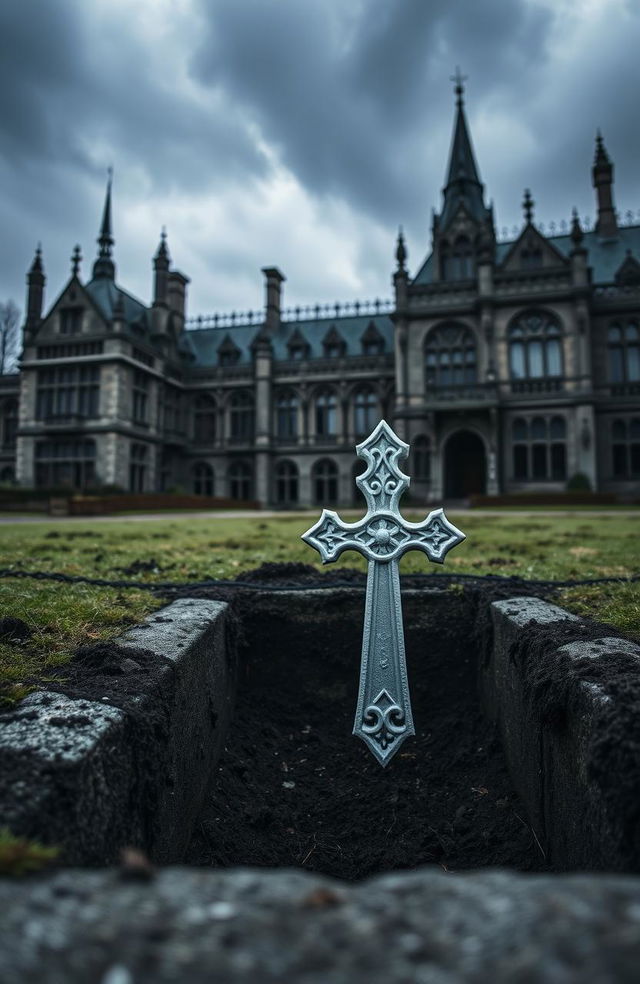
1 83 639 507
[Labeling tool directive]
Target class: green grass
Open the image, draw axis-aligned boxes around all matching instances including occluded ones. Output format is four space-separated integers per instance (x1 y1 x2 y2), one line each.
0 512 638 704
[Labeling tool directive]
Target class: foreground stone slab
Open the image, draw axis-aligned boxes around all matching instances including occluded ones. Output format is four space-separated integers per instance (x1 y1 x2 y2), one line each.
1 867 639 983
0 598 235 864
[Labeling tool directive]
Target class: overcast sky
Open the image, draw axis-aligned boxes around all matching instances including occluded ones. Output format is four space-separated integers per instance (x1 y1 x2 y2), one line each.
0 0 638 320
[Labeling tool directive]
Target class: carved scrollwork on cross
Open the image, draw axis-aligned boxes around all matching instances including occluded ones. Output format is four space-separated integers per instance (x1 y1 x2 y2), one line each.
362 689 407 749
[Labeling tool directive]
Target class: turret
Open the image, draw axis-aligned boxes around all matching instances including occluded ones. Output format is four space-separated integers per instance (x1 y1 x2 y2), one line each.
592 132 618 239
92 169 116 280
153 228 170 306
570 208 588 288
26 244 45 332
393 228 408 309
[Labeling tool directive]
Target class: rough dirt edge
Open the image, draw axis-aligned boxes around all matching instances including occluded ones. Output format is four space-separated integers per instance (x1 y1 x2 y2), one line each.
1 867 640 983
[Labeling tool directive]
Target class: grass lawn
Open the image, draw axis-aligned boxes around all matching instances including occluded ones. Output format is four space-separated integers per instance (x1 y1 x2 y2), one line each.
0 511 638 705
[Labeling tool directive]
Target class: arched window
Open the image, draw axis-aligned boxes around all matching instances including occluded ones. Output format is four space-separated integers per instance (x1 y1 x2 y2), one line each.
35 438 96 489
193 395 216 445
612 418 640 478
511 416 566 481
275 460 298 504
315 388 337 439
425 324 477 388
1 399 18 449
509 312 563 381
229 391 254 442
276 389 298 440
412 435 431 481
608 322 640 385
192 461 214 496
312 458 338 505
354 386 377 438
228 460 253 501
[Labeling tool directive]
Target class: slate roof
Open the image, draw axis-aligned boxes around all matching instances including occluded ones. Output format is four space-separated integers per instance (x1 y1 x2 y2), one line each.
185 314 394 368
85 278 149 329
413 225 640 286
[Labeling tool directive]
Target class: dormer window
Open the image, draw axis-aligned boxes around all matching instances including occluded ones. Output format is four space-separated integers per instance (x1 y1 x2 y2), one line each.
322 326 346 358
59 307 82 335
217 334 241 368
361 321 385 356
287 328 310 360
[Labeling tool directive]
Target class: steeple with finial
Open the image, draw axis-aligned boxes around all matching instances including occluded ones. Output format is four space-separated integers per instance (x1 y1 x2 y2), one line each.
522 189 534 225
92 168 116 280
570 207 584 249
438 68 488 230
71 244 82 278
592 131 618 238
395 227 407 272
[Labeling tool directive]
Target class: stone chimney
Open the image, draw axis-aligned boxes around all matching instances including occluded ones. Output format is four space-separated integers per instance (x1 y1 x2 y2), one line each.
167 271 190 330
592 133 618 239
262 267 285 332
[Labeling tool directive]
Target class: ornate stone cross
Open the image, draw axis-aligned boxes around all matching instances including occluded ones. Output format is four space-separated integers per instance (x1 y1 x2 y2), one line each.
302 420 465 767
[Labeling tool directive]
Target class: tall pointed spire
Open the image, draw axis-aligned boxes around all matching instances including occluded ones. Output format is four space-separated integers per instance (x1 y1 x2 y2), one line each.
439 71 486 230
93 168 116 280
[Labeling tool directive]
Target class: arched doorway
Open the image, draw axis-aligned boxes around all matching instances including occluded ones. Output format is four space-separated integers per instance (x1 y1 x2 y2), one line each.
444 430 486 498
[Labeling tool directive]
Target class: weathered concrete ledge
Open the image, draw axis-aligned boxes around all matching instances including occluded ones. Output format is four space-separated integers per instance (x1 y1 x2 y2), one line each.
0 598 235 864
481 595 640 871
1 866 639 982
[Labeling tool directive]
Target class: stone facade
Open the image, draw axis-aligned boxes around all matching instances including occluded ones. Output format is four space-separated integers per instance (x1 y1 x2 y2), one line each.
2 86 639 506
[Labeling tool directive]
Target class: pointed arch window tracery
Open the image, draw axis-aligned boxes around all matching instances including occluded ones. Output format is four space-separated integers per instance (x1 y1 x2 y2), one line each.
508 312 563 381
425 324 477 388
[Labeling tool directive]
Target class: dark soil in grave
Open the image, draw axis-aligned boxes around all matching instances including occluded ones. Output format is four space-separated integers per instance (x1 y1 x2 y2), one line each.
184 580 552 880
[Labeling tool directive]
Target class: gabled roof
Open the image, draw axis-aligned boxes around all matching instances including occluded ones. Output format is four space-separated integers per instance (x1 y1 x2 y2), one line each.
497 223 570 271
84 277 149 329
614 250 640 286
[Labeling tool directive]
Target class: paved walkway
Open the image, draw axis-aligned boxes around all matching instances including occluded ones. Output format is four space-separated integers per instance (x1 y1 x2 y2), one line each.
0 507 638 524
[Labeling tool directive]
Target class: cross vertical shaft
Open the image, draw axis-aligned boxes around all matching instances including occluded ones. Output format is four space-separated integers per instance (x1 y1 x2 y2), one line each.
302 420 466 766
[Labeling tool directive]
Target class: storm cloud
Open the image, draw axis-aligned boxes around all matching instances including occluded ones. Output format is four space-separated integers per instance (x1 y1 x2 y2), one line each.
0 0 638 317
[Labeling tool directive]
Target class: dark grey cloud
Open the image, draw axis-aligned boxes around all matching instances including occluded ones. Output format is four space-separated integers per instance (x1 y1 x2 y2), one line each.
0 0 637 316
191 0 554 223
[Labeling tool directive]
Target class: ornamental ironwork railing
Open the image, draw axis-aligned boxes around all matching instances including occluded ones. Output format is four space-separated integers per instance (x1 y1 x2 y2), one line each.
495 209 640 242
186 298 394 331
